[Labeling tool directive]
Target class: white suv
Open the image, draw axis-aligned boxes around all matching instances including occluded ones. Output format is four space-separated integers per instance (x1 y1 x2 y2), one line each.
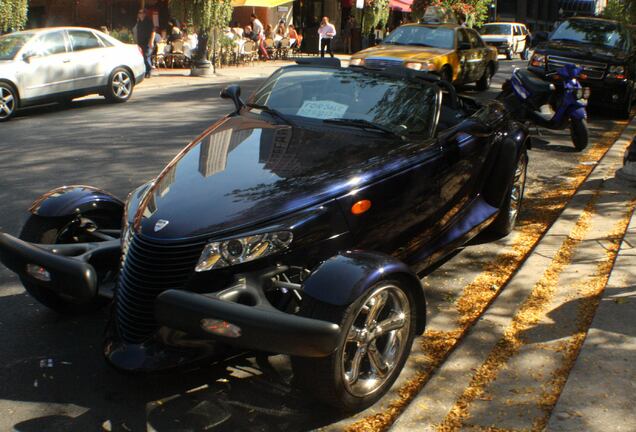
479 22 531 60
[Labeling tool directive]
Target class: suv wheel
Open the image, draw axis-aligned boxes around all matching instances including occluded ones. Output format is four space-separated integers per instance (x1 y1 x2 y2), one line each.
0 82 18 122
292 280 417 411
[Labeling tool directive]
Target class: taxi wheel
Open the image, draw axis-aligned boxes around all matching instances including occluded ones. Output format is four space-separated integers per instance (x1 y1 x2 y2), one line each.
440 67 452 84
476 64 493 91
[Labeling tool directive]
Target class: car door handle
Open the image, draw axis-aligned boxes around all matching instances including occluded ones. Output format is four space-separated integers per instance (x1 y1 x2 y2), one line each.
62 59 71 63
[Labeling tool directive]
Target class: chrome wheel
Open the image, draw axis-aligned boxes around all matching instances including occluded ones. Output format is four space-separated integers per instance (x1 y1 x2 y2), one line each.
341 283 411 397
111 71 132 99
0 85 16 120
508 153 527 225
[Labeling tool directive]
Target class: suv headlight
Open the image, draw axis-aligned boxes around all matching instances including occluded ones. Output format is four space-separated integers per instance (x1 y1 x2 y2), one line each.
609 65 625 74
530 53 546 68
195 231 293 272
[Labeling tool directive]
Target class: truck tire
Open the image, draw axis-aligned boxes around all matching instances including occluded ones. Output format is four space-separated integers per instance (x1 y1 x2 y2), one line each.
292 279 417 412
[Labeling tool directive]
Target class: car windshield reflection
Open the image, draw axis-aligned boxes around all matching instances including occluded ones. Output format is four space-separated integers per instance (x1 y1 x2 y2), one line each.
248 66 439 139
383 26 455 50
0 33 32 60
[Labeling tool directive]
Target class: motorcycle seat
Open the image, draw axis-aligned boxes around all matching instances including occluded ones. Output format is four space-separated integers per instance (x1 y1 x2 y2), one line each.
517 70 554 96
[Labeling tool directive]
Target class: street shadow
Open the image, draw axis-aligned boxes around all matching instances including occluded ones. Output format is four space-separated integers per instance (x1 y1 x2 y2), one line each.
1 290 344 432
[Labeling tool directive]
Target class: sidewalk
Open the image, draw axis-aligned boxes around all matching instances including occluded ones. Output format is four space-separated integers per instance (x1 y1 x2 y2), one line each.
136 54 352 91
390 118 636 431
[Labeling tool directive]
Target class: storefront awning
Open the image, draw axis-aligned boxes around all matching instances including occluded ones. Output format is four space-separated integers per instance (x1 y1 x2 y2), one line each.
389 0 413 12
231 0 292 7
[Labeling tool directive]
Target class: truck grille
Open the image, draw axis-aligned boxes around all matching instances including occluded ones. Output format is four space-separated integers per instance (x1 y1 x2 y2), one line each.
115 233 206 343
547 55 607 80
364 58 403 70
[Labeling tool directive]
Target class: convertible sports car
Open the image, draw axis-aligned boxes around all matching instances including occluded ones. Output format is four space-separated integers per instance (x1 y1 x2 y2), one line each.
0 59 529 411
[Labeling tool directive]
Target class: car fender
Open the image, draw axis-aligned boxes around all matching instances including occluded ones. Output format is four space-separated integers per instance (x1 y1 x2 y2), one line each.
482 122 529 209
29 185 124 220
302 251 427 334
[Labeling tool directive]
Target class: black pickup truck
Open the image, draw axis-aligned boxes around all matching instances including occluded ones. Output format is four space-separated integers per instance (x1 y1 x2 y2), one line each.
528 17 636 118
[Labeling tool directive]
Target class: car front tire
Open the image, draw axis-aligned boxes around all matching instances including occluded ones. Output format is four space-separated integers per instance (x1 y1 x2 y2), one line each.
0 82 18 122
476 64 493 91
292 279 417 412
105 67 134 103
18 212 117 314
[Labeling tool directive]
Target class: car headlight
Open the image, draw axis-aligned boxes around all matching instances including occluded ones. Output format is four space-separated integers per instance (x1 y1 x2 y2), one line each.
609 65 625 74
195 231 293 272
405 61 433 71
530 53 546 68
350 58 365 67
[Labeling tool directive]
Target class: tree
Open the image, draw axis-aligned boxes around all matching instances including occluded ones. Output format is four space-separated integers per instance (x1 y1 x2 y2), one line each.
168 0 233 72
0 0 28 33
602 0 636 24
362 0 390 34
412 0 490 27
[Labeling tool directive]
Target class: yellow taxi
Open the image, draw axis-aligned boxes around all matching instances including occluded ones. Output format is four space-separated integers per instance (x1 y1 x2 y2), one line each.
350 23 499 90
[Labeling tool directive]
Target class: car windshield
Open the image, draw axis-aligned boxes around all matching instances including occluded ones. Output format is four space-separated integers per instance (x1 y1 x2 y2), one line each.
550 20 626 49
383 26 455 50
479 24 512 35
249 66 439 139
0 33 32 60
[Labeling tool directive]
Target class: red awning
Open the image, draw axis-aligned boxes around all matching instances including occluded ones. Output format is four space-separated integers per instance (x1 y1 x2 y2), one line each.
389 0 412 12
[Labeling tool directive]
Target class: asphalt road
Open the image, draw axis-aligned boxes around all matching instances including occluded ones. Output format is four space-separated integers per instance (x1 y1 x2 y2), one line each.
0 60 627 432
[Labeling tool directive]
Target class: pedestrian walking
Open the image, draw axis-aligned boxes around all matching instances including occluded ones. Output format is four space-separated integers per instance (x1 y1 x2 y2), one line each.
343 16 354 54
135 9 155 78
318 16 336 58
250 13 269 60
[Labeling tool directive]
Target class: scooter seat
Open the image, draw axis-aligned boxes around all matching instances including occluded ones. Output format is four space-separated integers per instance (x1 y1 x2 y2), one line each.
517 70 553 96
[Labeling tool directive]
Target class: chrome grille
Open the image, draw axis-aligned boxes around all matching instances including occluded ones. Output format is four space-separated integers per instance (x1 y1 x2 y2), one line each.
547 55 607 80
115 233 206 343
364 58 403 69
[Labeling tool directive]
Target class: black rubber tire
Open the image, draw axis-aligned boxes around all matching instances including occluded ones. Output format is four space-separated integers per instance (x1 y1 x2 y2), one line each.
104 67 134 103
476 63 493 91
440 66 452 84
487 151 528 237
0 82 18 122
570 118 589 152
18 213 116 314
618 90 633 120
292 279 417 412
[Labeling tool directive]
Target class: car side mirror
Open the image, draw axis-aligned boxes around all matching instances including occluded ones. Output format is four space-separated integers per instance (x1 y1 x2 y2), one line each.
458 42 471 50
532 31 548 48
220 84 245 113
22 52 35 63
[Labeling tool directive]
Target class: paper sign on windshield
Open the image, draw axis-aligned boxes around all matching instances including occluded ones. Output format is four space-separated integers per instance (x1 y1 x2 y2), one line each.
297 100 348 119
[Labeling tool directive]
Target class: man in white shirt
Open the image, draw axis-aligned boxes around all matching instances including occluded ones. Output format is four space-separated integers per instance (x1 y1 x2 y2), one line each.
251 13 264 37
318 16 336 58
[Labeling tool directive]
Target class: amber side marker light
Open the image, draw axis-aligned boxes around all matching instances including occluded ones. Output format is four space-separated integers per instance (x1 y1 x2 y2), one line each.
351 199 372 215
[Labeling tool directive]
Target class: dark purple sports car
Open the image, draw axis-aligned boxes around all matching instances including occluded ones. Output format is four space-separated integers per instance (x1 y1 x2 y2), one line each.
0 59 529 411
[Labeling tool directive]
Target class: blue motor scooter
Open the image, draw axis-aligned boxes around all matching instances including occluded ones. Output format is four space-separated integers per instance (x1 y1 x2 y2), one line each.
499 64 590 151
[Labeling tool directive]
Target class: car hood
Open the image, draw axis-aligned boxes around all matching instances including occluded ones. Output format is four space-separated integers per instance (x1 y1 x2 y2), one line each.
539 40 627 62
133 115 409 240
354 44 454 61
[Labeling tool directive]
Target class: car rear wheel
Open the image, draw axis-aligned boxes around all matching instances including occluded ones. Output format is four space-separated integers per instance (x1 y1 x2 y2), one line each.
476 64 493 91
18 212 118 314
105 67 134 103
570 118 589 152
440 66 452 84
0 82 18 122
488 151 528 237
292 280 417 412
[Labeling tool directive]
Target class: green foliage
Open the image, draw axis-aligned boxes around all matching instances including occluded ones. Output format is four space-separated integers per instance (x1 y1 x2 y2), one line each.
0 0 28 33
602 0 636 24
110 27 134 43
412 0 490 27
362 0 390 34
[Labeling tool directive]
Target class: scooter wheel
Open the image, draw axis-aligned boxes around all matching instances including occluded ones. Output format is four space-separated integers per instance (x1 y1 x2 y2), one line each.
571 118 588 152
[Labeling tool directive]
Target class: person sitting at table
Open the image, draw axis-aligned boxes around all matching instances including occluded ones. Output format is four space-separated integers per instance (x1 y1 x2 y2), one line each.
167 18 182 42
265 24 276 40
288 24 302 48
